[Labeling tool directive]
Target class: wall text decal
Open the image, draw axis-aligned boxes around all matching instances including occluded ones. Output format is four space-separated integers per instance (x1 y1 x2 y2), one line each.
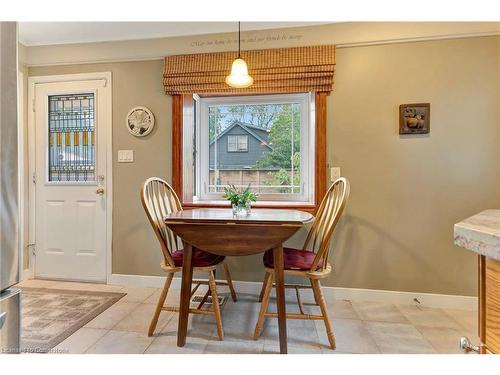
190 33 303 48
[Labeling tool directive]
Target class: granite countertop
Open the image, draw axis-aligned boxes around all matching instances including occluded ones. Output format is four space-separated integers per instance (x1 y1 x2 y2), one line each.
454 209 500 261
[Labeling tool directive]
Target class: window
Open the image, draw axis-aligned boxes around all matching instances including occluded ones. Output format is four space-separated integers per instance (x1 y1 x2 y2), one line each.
185 93 315 204
227 135 248 152
48 93 96 182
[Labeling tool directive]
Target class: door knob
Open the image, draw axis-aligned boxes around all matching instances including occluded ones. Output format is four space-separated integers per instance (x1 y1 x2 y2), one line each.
460 336 480 353
96 187 105 195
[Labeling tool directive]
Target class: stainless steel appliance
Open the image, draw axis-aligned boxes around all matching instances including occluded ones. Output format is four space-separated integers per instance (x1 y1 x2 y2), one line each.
0 21 20 354
0 290 20 353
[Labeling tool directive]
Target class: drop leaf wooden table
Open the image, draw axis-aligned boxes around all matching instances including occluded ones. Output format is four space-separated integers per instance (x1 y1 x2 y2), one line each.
163 208 313 354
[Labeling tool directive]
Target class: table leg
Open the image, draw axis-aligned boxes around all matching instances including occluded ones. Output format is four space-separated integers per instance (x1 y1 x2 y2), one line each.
177 243 194 347
274 244 287 354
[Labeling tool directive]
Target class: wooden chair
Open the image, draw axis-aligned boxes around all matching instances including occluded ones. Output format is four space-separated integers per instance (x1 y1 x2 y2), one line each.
253 177 350 349
141 177 237 339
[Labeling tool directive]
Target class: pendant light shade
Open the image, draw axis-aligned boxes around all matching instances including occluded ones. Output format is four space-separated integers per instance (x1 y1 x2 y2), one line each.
225 58 254 88
226 22 254 88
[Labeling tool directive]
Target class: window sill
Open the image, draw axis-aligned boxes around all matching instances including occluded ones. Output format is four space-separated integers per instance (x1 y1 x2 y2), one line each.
182 200 316 213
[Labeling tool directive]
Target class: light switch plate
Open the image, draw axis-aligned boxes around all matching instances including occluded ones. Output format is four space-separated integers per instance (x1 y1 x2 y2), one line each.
330 167 341 182
118 150 134 163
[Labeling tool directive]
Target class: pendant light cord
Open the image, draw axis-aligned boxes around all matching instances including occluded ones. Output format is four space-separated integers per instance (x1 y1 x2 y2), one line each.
238 21 241 58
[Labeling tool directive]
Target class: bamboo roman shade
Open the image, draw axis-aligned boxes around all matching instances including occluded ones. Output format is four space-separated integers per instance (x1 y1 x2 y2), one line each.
163 45 335 95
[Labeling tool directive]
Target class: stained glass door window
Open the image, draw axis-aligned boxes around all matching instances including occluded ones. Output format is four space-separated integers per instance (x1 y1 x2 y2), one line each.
48 93 95 182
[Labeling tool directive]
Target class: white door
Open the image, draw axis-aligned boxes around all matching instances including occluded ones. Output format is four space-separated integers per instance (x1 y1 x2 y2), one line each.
33 79 110 282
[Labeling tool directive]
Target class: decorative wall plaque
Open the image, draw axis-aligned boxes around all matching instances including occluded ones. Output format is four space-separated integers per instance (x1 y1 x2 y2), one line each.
126 106 155 137
399 103 430 135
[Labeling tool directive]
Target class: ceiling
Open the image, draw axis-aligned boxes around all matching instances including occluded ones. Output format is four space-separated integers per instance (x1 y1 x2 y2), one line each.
19 22 331 46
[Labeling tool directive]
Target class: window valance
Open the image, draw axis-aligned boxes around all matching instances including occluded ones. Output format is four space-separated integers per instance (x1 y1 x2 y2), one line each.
163 45 335 95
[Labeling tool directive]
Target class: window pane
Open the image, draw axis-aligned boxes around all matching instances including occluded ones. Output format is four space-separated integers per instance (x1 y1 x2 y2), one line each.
237 135 248 151
208 102 301 195
227 135 238 152
48 93 95 182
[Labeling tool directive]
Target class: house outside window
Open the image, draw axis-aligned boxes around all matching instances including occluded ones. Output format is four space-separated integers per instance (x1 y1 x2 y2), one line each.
188 93 315 204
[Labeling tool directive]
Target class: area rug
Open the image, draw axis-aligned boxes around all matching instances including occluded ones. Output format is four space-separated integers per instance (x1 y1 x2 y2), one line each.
19 287 126 353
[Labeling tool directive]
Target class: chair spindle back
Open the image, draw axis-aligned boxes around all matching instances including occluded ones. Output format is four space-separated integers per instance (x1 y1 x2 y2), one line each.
141 177 183 268
303 177 350 271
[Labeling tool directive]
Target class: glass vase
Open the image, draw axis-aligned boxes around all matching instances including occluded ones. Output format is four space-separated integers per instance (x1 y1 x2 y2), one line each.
232 201 251 216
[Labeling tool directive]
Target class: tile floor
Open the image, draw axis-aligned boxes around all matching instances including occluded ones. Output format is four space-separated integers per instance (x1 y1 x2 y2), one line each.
16 279 479 354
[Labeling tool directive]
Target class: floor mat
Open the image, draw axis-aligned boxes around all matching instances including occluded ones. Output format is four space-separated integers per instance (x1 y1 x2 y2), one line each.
19 287 126 353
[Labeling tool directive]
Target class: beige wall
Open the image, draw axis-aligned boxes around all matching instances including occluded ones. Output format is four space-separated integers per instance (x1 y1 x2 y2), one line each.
28 34 500 296
329 36 499 296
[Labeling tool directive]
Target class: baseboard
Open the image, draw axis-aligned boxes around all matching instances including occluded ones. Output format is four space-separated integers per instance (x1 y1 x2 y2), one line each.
321 286 477 311
108 273 166 288
108 273 478 311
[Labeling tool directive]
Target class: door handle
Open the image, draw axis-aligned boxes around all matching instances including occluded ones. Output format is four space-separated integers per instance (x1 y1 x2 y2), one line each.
460 336 480 353
96 187 105 195
0 312 7 329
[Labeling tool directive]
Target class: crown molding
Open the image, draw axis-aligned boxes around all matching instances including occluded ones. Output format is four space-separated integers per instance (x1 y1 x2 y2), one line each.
336 30 500 48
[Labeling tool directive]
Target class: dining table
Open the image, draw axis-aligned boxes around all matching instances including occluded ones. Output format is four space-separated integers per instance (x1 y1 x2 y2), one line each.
163 207 313 354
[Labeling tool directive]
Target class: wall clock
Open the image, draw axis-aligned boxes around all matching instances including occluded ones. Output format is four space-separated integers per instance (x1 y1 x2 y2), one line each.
126 106 155 137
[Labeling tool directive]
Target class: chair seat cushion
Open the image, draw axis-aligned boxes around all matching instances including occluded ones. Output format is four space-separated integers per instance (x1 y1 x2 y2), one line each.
263 247 323 271
171 249 225 267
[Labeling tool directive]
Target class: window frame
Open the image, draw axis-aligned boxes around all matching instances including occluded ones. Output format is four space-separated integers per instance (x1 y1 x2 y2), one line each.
172 92 328 214
196 93 315 204
227 135 248 153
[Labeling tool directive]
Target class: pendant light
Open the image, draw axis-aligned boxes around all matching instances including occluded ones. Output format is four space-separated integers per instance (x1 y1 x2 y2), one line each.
225 22 254 88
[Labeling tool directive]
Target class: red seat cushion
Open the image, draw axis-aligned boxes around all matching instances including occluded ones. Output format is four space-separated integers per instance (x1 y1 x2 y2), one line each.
263 247 323 271
171 249 225 267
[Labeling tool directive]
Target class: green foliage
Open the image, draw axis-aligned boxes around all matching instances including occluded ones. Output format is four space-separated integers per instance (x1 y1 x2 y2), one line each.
256 104 300 169
222 184 258 207
268 163 301 193
255 104 301 193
